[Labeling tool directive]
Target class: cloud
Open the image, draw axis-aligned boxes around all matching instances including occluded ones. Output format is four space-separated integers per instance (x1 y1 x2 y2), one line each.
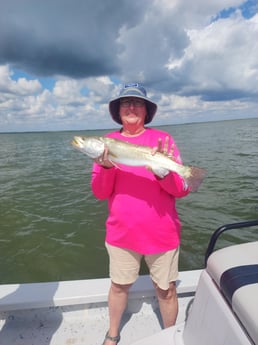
0 65 41 95
0 0 148 78
0 0 249 81
175 11 258 101
0 66 118 131
0 0 257 132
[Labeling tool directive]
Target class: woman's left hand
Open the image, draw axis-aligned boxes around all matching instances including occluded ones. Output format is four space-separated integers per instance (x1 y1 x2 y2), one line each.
152 136 175 159
147 136 175 178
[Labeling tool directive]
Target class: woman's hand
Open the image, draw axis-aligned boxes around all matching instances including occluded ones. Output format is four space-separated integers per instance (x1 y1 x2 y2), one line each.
94 147 114 168
152 136 175 159
148 136 175 178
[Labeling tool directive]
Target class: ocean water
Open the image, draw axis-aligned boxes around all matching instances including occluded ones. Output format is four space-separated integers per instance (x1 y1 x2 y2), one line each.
0 118 257 284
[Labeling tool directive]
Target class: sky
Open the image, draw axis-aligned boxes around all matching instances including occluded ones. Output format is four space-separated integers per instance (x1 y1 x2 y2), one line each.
0 0 258 132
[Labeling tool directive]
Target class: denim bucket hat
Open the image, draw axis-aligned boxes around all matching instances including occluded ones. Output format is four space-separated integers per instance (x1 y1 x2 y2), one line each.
109 83 157 125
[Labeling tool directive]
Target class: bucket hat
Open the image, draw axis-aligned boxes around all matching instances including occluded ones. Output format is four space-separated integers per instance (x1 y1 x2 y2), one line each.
109 83 157 125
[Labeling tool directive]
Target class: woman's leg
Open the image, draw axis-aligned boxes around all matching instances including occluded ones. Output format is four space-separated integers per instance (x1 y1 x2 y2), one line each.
145 247 180 327
104 244 141 343
154 281 178 327
104 282 132 344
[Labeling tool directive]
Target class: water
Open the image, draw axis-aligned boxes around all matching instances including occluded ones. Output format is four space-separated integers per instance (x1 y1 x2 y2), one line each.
0 118 257 284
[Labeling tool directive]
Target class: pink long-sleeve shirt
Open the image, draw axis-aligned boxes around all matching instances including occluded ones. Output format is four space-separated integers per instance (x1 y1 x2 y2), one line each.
91 128 190 255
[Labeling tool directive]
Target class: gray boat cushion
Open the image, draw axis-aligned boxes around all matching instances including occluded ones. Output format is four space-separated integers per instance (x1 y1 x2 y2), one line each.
206 241 258 345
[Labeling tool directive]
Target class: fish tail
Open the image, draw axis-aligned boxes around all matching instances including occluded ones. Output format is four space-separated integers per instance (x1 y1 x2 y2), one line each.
185 166 207 192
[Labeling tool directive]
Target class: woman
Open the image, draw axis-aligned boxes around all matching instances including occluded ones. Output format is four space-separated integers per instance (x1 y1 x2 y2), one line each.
91 83 190 345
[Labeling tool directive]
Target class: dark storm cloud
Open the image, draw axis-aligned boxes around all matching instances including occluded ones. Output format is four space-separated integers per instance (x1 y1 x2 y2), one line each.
0 0 148 78
1 0 258 133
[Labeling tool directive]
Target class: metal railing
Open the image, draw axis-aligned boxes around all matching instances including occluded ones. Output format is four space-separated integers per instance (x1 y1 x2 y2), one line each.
204 220 258 266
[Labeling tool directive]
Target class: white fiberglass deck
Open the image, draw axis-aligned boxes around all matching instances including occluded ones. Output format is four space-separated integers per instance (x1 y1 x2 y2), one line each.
0 270 201 345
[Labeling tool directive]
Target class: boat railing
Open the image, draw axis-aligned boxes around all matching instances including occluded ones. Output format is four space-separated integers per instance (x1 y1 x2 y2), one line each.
204 219 258 266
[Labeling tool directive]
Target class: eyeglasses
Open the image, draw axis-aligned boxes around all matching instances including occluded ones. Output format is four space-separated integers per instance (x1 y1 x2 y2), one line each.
120 99 146 108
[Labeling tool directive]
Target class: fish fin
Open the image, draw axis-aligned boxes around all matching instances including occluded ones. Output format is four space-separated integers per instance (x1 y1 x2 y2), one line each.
108 159 121 170
107 152 122 170
185 166 207 192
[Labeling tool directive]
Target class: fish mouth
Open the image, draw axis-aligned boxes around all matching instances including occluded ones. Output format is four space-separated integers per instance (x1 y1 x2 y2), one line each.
71 136 82 148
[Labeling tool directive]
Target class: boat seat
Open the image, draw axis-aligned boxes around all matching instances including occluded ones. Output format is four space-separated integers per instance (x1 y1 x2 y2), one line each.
206 241 258 344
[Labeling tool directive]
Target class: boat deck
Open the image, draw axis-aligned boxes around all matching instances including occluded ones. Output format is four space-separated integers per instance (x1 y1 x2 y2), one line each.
0 298 190 345
0 270 201 345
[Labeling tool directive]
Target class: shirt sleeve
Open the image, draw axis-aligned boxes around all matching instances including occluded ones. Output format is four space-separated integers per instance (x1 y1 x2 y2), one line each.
91 163 116 200
157 172 190 198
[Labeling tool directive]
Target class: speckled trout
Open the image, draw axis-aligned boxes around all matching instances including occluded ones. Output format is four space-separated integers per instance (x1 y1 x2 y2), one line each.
72 136 207 191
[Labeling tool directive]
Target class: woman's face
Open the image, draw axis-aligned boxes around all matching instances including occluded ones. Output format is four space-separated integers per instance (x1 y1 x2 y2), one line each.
119 97 147 127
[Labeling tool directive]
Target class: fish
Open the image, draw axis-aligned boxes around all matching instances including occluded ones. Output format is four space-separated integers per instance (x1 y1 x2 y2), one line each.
72 136 207 192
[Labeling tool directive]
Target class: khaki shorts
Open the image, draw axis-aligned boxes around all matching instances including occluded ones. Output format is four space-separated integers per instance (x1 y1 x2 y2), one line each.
105 243 179 290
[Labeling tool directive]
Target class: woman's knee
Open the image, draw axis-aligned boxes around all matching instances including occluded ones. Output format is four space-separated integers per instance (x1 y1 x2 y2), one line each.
154 281 177 300
110 281 133 294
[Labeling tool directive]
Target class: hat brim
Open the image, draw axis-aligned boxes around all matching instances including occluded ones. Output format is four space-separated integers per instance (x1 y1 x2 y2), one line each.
109 95 157 125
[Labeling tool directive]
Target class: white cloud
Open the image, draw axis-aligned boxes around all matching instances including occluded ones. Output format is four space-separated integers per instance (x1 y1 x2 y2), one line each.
0 0 257 132
0 65 41 95
181 12 258 96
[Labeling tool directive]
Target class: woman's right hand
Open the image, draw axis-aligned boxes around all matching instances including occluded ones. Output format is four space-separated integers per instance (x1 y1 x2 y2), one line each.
94 147 114 168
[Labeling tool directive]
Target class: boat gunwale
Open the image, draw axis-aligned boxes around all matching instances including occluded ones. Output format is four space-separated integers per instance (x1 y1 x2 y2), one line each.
0 269 202 312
